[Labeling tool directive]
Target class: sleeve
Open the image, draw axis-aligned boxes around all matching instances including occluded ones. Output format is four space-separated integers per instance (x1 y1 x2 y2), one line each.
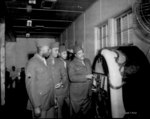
85 58 92 73
68 62 87 83
60 61 68 85
25 61 41 108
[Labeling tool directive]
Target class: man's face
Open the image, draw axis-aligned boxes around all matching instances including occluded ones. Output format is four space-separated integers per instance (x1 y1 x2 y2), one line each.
51 47 59 58
41 46 50 58
75 50 84 60
60 51 67 60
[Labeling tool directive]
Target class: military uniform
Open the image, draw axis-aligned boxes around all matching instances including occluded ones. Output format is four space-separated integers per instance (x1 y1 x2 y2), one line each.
59 58 69 95
25 39 54 118
59 45 69 95
25 54 55 118
47 57 68 118
68 57 92 118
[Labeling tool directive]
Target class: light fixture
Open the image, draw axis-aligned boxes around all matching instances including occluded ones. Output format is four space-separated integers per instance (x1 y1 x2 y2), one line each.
27 5 32 13
26 33 30 38
27 20 32 27
29 0 36 4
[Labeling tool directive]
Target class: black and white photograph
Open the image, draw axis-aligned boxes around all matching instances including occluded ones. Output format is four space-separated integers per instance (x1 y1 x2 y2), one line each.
0 0 150 118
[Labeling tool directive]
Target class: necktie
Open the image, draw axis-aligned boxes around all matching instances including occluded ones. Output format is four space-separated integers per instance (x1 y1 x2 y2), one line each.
64 61 66 68
82 60 85 66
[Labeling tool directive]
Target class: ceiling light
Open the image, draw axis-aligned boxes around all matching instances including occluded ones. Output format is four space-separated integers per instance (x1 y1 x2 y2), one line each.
29 0 36 4
26 33 30 38
27 20 32 27
27 5 32 13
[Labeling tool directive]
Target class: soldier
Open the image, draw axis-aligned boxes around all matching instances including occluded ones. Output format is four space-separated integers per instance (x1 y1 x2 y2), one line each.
67 49 75 61
68 45 94 118
47 42 68 118
25 39 55 118
59 45 68 68
59 45 70 117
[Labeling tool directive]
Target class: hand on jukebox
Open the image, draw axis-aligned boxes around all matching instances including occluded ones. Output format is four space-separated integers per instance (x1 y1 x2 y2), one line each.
86 74 93 79
91 74 97 92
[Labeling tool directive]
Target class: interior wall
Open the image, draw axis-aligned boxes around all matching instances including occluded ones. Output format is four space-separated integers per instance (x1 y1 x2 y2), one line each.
60 0 150 63
6 42 16 68
74 14 84 47
67 24 75 49
6 38 55 69
61 30 67 46
84 0 101 61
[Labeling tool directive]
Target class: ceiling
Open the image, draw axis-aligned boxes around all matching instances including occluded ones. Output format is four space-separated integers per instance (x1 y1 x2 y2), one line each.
4 0 97 39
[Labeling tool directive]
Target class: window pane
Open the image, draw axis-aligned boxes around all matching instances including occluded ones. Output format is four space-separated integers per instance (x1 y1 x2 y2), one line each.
128 13 133 28
100 27 103 48
98 23 108 48
122 30 128 44
116 18 121 33
103 37 106 47
117 32 121 45
100 27 102 40
128 29 133 44
106 36 110 47
102 25 106 38
116 9 133 46
122 15 128 31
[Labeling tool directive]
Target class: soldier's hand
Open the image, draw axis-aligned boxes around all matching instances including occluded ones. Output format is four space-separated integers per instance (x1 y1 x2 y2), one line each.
55 82 63 89
93 77 97 86
34 107 41 117
86 74 93 79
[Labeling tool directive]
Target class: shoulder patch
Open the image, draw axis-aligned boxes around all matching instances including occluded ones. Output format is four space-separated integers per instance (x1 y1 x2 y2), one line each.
26 72 32 79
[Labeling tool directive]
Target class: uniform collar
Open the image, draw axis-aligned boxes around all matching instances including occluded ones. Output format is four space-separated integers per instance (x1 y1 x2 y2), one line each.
36 54 47 66
74 57 85 66
60 58 67 68
48 56 55 65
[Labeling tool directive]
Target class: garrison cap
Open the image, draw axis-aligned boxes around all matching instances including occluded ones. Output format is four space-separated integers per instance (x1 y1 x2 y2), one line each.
59 45 67 53
36 38 51 47
74 45 83 54
50 41 59 49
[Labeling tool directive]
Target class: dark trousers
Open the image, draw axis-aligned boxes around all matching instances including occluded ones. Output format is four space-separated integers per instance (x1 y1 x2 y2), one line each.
70 97 92 119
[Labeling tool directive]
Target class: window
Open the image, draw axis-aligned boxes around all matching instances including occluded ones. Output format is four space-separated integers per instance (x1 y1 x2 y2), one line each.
95 8 133 54
94 21 110 54
115 9 133 46
99 22 109 48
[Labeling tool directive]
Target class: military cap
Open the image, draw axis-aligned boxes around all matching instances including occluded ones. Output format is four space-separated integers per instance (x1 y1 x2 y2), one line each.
36 38 51 47
74 45 83 54
59 45 66 53
50 41 59 49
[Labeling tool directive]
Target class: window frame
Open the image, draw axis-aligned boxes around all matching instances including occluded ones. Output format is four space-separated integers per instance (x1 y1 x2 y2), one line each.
114 8 133 46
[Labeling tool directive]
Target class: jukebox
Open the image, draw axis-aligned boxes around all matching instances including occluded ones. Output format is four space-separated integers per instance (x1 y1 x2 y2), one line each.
92 45 150 118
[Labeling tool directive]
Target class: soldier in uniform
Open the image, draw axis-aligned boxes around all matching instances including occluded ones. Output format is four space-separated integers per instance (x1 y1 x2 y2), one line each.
59 45 68 68
59 45 70 117
47 42 68 118
68 45 94 118
25 39 55 118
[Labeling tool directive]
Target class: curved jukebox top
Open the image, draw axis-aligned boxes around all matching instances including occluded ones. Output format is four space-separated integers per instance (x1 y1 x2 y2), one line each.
93 45 150 118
